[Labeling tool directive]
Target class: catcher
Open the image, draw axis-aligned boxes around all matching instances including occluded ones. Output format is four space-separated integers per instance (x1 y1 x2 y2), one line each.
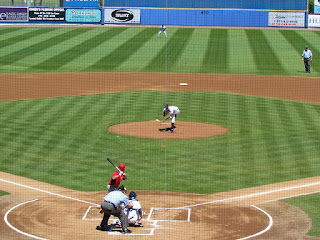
126 191 144 227
160 104 180 133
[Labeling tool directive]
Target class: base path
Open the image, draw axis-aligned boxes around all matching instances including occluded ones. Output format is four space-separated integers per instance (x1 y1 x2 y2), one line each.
1 72 320 104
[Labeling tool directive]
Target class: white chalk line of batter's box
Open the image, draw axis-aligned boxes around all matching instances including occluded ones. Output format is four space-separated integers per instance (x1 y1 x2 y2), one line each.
83 206 151 221
147 207 191 222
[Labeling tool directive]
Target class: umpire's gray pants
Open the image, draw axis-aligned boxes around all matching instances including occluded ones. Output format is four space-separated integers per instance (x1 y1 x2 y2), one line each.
100 201 128 231
304 58 311 72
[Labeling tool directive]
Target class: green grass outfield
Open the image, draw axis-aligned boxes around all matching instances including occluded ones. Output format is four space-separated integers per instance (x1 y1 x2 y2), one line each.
0 26 319 194
0 26 320 75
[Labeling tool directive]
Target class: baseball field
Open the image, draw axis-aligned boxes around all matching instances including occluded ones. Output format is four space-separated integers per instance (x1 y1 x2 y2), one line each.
0 25 320 239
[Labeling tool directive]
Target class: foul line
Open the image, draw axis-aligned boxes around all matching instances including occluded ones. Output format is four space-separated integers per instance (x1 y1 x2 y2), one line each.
0 178 100 207
180 181 320 209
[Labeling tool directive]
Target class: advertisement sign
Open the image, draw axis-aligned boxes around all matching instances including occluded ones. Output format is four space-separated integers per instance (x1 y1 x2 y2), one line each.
66 9 101 23
0 7 28 22
268 12 305 27
315 0 320 14
64 0 99 8
308 14 320 27
29 7 65 21
105 8 140 24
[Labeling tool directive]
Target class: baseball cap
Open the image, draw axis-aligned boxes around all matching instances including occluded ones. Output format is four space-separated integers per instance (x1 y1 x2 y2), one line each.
306 46 309 49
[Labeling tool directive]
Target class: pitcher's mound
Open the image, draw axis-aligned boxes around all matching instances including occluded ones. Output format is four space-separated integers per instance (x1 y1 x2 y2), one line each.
108 121 228 139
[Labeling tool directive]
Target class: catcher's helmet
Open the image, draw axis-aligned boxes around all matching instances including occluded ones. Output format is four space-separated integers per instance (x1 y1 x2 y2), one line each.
129 191 137 200
119 163 126 171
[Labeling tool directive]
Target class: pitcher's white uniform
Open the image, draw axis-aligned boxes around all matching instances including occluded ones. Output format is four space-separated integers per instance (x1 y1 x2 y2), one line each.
166 106 180 123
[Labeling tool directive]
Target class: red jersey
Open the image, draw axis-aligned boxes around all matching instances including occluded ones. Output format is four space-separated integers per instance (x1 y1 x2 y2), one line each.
108 170 124 188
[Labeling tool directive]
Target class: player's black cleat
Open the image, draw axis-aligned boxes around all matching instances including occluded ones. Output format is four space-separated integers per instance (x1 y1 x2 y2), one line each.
96 225 109 231
121 229 132 234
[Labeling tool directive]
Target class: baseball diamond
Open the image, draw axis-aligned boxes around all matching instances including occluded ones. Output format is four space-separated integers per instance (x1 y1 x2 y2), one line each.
0 23 320 240
1 71 320 239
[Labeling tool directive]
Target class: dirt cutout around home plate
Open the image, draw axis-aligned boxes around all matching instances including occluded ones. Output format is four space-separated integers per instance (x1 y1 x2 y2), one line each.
108 121 228 139
1 172 320 240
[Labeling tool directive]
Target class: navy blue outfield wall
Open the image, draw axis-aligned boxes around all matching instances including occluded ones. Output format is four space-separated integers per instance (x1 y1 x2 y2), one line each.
140 9 269 27
104 0 307 11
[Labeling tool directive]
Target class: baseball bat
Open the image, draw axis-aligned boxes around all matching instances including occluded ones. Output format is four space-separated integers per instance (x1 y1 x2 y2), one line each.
107 158 120 171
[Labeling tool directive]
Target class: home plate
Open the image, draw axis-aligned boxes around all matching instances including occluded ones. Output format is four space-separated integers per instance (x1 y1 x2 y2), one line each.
179 83 188 86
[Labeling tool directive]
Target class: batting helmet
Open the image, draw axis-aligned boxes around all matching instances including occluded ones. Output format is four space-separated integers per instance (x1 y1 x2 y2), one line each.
119 163 126 171
129 191 137 200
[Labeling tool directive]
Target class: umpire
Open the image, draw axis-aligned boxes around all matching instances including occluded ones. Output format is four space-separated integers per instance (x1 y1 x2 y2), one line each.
96 186 133 234
301 46 312 73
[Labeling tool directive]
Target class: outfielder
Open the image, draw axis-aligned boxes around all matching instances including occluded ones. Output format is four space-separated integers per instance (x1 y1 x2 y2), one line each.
126 191 144 227
161 104 180 133
107 163 127 192
157 25 167 38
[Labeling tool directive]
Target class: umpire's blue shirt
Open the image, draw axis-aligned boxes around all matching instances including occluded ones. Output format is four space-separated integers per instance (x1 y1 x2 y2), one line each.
103 190 129 207
302 49 312 59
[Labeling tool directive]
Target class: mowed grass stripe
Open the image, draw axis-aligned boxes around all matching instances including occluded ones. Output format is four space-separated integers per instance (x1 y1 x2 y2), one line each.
35 99 86 155
262 30 299 74
0 28 92 65
32 28 127 71
201 29 228 73
227 30 255 74
237 96 257 183
290 103 317 176
294 102 320 156
245 29 285 73
1 99 57 160
279 30 320 73
19 99 73 157
274 100 310 177
167 28 195 72
143 28 195 72
0 27 23 36
255 98 283 177
86 28 155 72
0 28 56 49
0 101 36 151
